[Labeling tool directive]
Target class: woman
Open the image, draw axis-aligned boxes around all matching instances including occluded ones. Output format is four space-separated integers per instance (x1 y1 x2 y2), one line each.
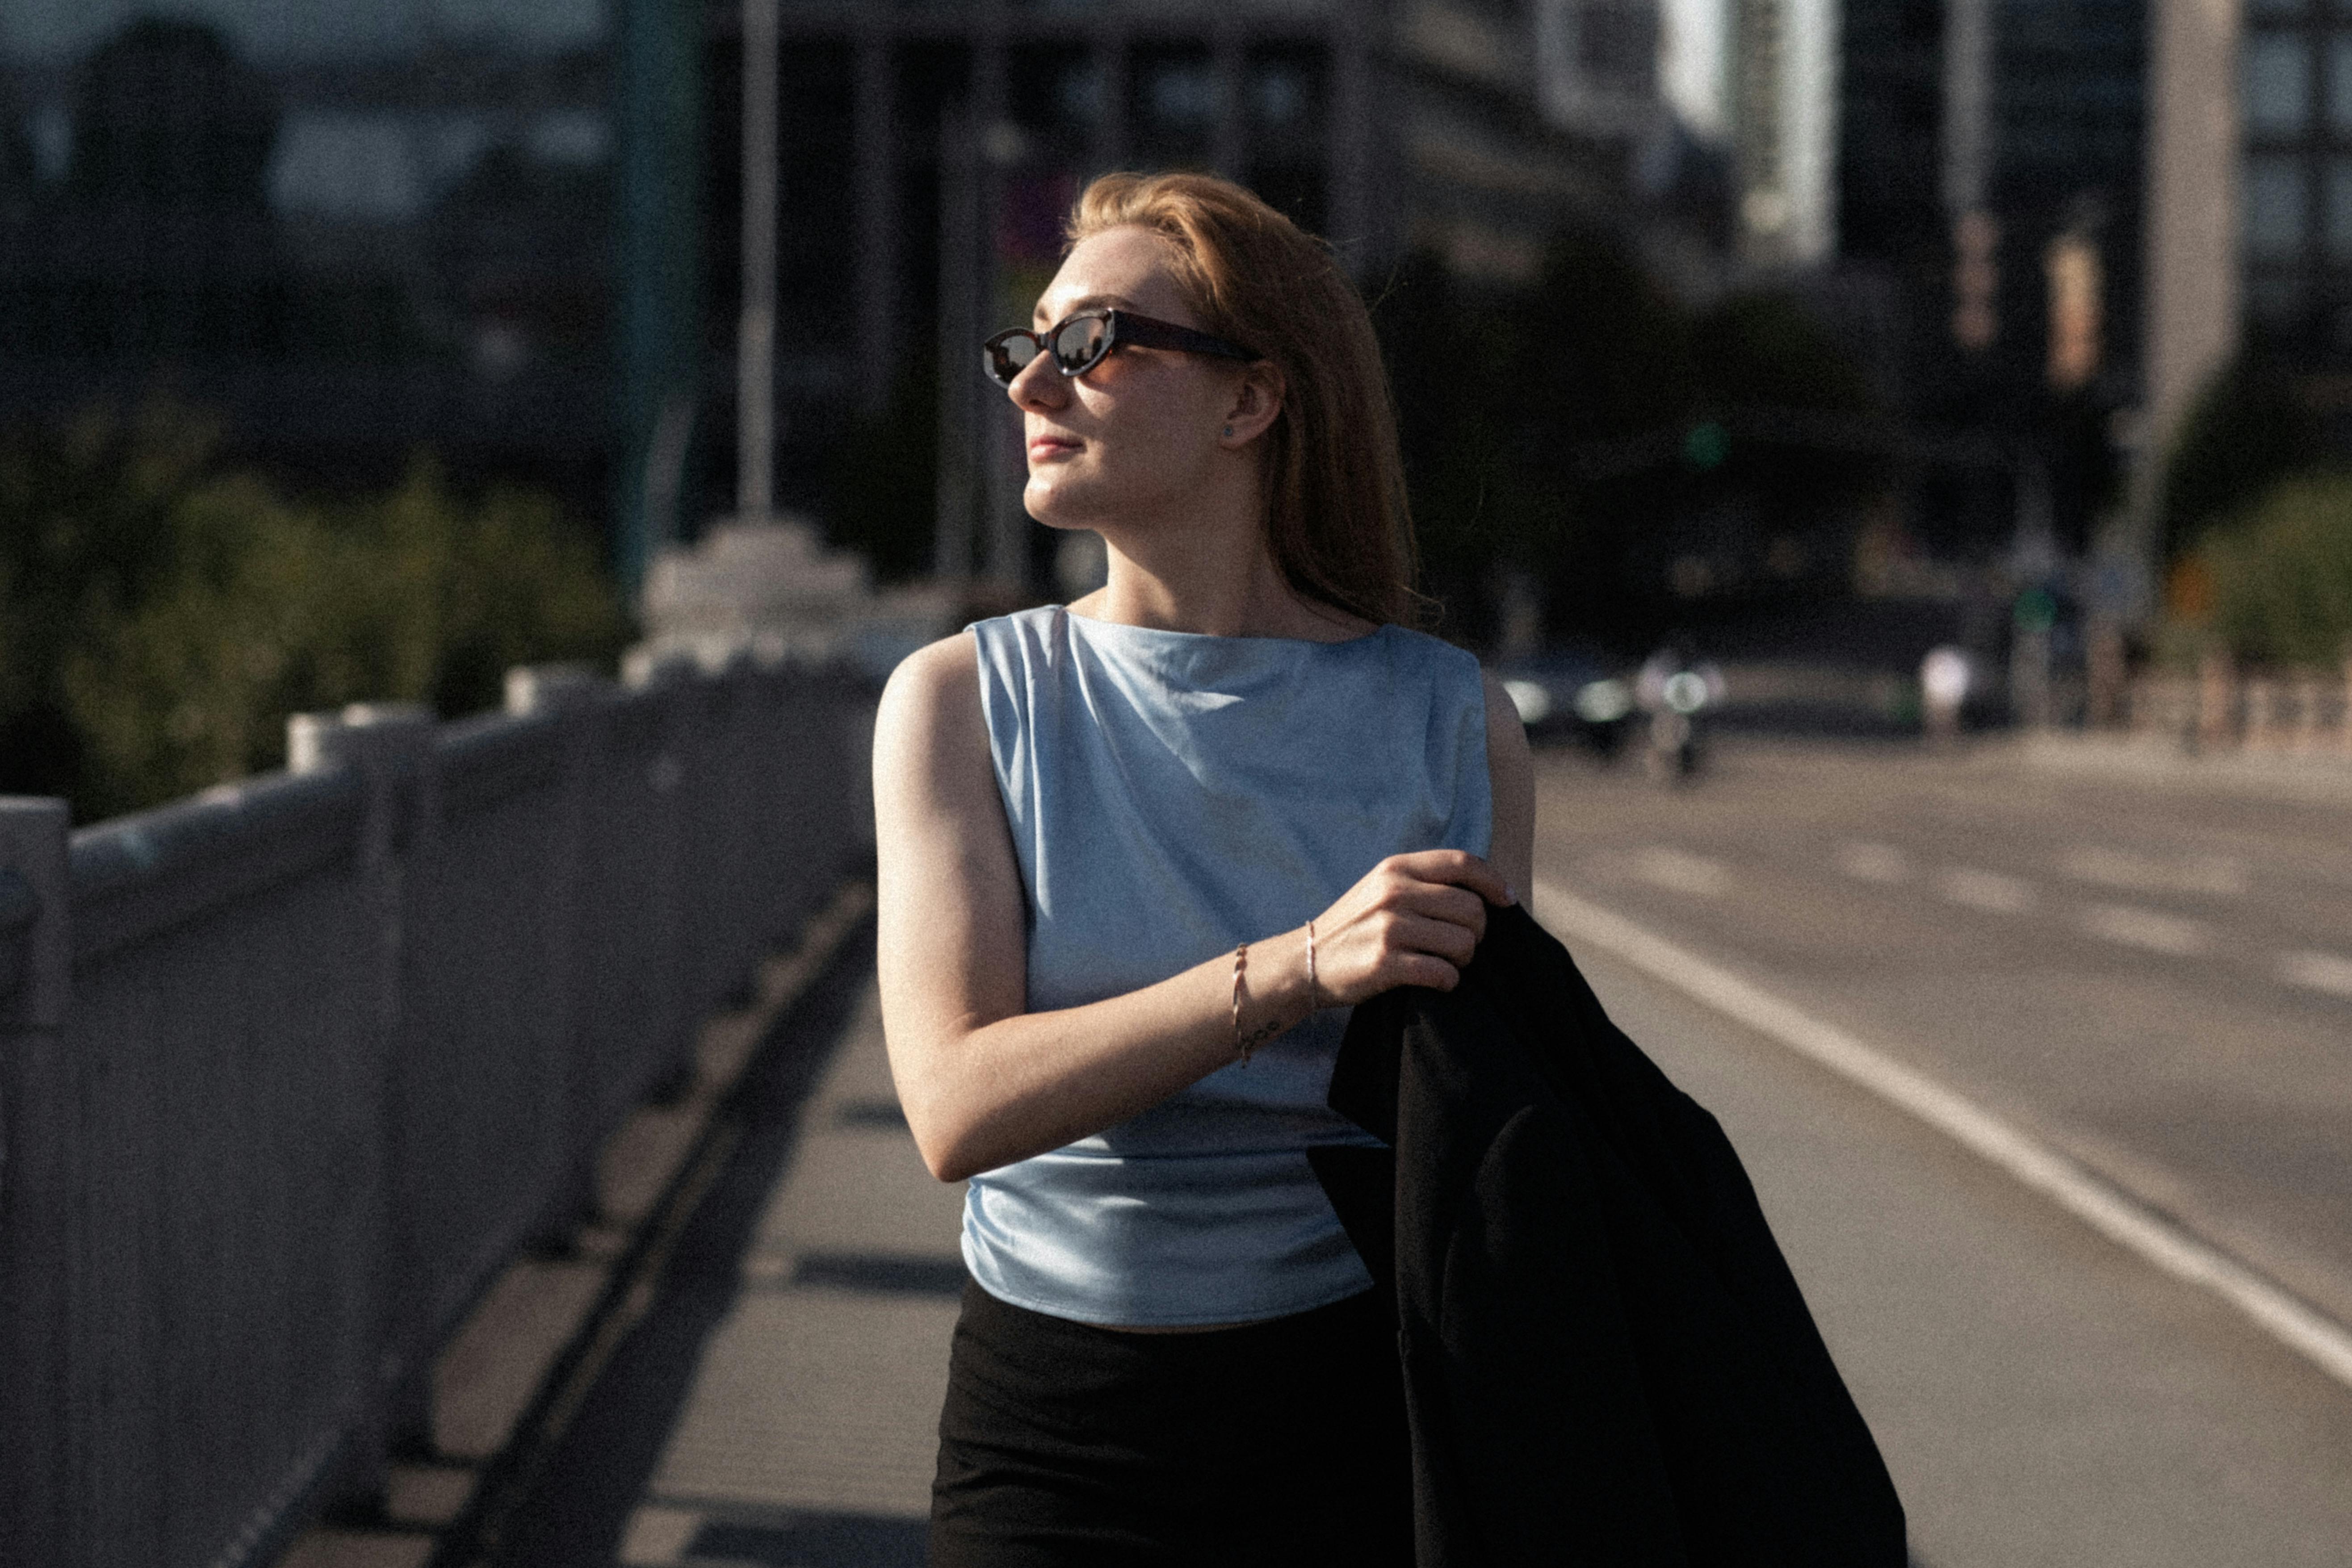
872 172 1534 1566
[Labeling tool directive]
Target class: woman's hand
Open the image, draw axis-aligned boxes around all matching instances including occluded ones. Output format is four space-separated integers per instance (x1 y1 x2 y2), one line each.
1308 850 1515 1006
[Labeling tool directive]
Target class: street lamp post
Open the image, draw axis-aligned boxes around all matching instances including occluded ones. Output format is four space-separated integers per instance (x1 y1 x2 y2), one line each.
738 0 779 527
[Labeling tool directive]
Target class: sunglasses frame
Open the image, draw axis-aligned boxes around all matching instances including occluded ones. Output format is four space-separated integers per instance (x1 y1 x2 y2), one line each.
983 307 1260 388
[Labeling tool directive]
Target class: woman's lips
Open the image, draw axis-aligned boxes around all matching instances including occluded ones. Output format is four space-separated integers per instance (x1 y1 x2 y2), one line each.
1028 435 1080 460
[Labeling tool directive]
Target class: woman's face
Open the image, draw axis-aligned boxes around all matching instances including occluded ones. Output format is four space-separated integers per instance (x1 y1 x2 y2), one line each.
1006 225 1253 532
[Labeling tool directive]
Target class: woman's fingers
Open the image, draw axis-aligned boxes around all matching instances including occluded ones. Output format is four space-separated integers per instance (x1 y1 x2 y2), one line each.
1385 849 1515 908
1397 881 1487 942
1388 910 1476 966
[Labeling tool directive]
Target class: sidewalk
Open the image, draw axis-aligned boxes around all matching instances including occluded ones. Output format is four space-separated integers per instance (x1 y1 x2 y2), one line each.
484 923 962 1568
2011 731 2352 805
612 974 962 1567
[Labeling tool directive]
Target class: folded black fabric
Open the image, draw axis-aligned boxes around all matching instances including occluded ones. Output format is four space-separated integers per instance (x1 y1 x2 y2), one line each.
1308 901 1907 1568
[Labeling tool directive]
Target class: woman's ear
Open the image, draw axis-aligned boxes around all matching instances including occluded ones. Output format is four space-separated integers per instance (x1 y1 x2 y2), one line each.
1220 362 1287 446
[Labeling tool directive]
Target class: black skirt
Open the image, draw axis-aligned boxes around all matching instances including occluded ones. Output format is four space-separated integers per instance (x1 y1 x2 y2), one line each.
929 1278 1415 1568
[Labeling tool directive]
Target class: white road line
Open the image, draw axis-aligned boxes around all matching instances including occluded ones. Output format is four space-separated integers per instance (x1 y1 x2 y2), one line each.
1531 879 2352 1394
1836 841 1911 884
2079 902 2214 958
1935 865 2038 914
2279 950 2352 999
2063 846 2251 898
1632 846 1733 897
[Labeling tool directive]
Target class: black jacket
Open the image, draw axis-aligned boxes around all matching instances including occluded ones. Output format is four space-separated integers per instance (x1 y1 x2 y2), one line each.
1308 902 1907 1567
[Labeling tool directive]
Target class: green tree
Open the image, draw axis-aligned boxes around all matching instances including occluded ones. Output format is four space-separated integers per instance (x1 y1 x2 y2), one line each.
2156 356 2324 561
2195 471 2352 667
0 403 222 801
2 408 631 820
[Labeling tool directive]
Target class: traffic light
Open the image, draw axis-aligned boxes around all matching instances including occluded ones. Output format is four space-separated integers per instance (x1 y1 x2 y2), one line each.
1953 209 1999 352
1682 420 1730 470
2045 231 2102 390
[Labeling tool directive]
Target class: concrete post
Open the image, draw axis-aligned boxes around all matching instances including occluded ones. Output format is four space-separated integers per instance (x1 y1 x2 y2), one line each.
506 667 607 1235
2195 648 2236 754
936 101 980 585
2085 618 2128 729
624 652 697 1097
2243 677 2278 750
973 23 1030 595
1211 22 1246 180
1089 22 1129 174
2141 0 2243 528
854 28 898 416
739 0 781 524
0 799 75 1568
2341 652 2352 756
289 705 433 1506
2291 671 2323 754
1328 7 1375 273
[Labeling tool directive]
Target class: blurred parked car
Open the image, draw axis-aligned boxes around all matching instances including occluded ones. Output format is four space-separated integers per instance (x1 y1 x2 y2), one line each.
1489 647 1640 759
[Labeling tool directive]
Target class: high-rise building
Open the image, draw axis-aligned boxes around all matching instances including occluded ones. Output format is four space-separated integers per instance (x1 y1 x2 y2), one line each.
2147 0 2352 449
735 0 1698 589
1647 0 1839 266
0 0 701 586
2 1 1704 587
1840 0 2145 394
1830 0 2146 558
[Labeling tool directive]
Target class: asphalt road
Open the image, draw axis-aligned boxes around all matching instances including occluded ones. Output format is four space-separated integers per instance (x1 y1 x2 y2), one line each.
1533 737 2352 1563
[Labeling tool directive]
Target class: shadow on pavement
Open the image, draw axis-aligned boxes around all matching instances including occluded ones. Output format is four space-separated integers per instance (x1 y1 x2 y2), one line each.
464 918 879 1568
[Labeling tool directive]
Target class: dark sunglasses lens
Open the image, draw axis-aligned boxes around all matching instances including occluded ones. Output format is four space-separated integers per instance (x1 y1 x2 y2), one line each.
1051 315 1107 371
985 332 1040 385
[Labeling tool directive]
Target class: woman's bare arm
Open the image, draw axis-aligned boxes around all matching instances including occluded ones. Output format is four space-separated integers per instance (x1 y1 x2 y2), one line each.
873 633 1513 1183
1482 669 1536 899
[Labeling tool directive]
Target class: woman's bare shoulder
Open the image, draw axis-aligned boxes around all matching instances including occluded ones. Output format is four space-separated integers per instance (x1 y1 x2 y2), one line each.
878 630 980 733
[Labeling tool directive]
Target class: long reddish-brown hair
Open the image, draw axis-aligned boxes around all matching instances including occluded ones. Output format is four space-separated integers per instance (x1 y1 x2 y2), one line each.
1067 172 1421 628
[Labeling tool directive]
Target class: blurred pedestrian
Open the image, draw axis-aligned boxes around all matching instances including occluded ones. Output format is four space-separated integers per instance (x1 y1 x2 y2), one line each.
872 171 1533 1565
1921 645 1971 745
1634 634 1726 780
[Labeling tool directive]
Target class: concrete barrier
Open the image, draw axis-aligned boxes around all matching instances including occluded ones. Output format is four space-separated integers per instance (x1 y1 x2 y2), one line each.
0 651 873 1568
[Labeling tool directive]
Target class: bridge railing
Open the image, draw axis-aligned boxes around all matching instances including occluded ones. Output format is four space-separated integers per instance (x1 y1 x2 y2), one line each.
0 649 875 1568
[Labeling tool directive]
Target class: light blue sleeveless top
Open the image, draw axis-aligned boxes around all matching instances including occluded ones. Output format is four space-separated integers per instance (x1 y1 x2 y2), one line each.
964 604 1493 1326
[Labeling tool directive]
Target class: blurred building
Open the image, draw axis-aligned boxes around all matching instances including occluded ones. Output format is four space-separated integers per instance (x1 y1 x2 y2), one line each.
2 1 1715 593
0 0 699 586
1647 0 1839 267
736 0 1717 590
1827 0 2146 563
2147 0 2352 475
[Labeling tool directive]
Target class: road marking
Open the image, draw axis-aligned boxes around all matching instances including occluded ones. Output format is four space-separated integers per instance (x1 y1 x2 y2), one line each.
1836 841 1911 884
2079 902 2214 957
1633 846 1732 897
618 1502 704 1566
1936 865 2038 914
1532 879 2352 1394
2063 846 2251 898
2279 950 2352 999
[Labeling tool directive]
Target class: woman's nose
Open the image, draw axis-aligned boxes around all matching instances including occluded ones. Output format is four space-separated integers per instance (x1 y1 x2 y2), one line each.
1007 349 1067 409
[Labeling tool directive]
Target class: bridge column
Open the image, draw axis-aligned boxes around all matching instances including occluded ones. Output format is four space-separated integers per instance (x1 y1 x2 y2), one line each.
0 798 75 1567
289 705 435 1513
505 664 611 1238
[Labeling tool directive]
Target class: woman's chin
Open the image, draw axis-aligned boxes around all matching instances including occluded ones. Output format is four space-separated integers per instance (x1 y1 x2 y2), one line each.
1024 478 1097 532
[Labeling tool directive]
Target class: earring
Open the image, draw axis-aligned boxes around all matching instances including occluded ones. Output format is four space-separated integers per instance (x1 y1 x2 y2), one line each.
1223 424 1233 437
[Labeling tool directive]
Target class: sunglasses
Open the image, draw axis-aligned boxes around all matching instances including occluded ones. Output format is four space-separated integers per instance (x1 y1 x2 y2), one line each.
983 307 1259 387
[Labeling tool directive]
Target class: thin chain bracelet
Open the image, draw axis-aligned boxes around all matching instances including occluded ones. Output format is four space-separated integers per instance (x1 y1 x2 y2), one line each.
1229 942 1250 1062
1305 918 1319 1008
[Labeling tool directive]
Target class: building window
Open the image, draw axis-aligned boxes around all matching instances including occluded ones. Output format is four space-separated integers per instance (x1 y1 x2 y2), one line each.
2325 155 2352 259
2245 153 2309 261
2244 34 2312 134
2331 35 2352 129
